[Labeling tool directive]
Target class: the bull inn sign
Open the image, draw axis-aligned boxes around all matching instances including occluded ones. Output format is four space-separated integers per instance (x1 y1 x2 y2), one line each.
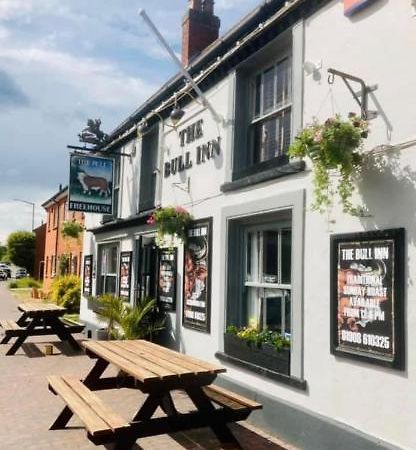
164 119 221 178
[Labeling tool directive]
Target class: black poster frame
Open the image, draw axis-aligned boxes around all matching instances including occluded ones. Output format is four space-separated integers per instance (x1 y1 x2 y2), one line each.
330 228 405 370
83 255 93 296
182 217 212 333
157 248 177 312
119 251 133 300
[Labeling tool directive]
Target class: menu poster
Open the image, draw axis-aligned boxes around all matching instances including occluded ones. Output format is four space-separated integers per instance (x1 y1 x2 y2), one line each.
83 255 93 296
183 218 212 333
119 251 132 299
330 229 405 369
157 248 177 312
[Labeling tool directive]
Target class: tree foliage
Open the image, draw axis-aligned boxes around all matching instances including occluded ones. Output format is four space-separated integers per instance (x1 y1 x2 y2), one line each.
6 231 35 273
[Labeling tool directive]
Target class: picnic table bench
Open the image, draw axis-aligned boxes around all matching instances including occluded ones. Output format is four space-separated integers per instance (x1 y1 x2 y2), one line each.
48 340 261 449
0 302 84 356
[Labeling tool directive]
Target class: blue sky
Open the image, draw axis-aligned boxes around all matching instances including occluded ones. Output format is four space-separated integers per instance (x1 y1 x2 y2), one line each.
0 0 256 243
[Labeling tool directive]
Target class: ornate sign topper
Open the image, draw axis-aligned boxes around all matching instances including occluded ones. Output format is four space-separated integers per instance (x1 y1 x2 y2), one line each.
78 118 109 147
344 0 378 16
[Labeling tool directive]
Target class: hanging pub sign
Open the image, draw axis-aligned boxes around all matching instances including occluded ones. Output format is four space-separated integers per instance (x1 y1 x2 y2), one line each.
83 255 93 296
69 153 114 214
183 217 212 333
344 0 378 16
157 248 177 312
330 228 405 369
119 251 132 299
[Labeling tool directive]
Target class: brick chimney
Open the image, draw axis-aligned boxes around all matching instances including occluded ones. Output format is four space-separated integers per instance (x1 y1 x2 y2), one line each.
182 0 220 67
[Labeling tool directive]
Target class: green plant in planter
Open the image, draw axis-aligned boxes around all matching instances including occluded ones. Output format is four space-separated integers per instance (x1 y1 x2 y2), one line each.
288 114 369 214
226 325 290 352
62 221 84 239
147 206 193 246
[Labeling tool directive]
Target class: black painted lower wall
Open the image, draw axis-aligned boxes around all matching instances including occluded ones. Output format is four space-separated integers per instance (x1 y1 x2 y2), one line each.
215 375 404 450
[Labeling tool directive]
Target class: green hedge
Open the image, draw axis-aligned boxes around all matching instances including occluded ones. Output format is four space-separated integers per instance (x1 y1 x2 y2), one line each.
8 277 41 289
50 275 81 313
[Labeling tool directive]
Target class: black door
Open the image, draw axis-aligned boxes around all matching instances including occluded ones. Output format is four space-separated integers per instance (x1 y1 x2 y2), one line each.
135 236 158 303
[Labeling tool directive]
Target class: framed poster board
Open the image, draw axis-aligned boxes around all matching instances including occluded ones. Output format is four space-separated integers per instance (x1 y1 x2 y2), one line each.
183 217 212 333
330 228 405 369
119 251 132 300
83 255 93 296
157 248 177 312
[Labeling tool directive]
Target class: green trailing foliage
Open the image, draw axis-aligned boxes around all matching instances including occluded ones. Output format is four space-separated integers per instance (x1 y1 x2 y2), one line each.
226 325 290 352
50 275 81 313
61 221 83 239
288 114 369 214
147 206 193 244
93 294 165 340
58 254 70 275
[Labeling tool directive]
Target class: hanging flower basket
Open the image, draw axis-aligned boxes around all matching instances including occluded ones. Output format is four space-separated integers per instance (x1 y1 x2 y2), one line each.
288 113 369 214
61 221 84 239
147 206 193 246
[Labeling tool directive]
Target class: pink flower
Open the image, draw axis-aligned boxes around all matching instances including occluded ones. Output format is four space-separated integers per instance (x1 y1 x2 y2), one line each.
147 214 156 225
175 206 188 214
313 130 323 144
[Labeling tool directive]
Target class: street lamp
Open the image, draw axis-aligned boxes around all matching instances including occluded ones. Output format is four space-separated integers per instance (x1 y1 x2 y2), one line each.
13 199 35 231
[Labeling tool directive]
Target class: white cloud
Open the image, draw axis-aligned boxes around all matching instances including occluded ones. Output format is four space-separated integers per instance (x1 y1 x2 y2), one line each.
0 46 158 108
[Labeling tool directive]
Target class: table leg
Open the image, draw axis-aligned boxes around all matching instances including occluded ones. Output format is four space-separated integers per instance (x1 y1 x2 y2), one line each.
1 335 12 344
50 358 109 430
112 393 164 450
186 386 243 450
6 317 40 356
16 312 28 327
47 316 81 351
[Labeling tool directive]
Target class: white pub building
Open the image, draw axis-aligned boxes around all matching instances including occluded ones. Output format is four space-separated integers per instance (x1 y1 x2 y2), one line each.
79 1 416 449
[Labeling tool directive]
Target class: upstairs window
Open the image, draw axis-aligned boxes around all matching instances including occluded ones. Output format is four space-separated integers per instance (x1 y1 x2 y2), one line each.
250 58 292 166
139 125 159 213
232 30 294 181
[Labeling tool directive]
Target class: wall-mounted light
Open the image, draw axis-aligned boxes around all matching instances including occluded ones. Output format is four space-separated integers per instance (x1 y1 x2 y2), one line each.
303 60 322 77
137 120 149 136
170 107 185 126
412 0 416 16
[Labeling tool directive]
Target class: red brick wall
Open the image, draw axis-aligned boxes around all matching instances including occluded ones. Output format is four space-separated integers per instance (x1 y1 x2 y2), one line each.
33 223 46 280
43 193 84 291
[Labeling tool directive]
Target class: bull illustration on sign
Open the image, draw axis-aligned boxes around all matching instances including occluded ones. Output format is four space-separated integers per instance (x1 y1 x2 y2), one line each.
78 119 109 146
77 171 111 197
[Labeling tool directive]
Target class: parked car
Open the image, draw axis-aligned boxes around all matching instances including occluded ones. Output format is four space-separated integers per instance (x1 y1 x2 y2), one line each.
0 269 8 281
15 268 28 279
0 263 11 278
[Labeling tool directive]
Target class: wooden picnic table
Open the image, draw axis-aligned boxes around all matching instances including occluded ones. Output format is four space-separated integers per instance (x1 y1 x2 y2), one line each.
0 302 83 355
48 340 261 449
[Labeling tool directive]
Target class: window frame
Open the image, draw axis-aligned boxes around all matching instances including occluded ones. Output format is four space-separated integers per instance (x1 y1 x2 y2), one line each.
231 25 304 183
223 190 305 380
97 242 120 296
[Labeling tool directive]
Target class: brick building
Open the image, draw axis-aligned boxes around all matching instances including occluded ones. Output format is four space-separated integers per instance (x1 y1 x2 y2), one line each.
33 223 46 280
42 185 84 291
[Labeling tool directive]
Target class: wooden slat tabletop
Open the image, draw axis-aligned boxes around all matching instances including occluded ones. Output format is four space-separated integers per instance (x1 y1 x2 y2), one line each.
18 302 66 314
82 340 226 385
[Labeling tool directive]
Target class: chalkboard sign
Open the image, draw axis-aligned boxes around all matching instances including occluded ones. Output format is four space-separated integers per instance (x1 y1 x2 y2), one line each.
183 217 212 333
330 229 405 369
157 248 177 312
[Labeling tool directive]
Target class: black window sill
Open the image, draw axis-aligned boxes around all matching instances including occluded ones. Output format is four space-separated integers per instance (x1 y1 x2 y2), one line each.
221 160 305 193
215 351 307 391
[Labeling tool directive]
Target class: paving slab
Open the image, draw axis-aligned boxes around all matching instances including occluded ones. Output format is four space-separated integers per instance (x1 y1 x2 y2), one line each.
0 282 294 450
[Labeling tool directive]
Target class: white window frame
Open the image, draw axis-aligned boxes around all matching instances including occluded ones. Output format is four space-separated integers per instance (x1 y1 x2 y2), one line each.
97 242 120 296
249 55 292 164
244 223 292 336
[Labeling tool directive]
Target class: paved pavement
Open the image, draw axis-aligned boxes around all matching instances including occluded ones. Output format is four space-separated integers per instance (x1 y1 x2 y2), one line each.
0 282 294 450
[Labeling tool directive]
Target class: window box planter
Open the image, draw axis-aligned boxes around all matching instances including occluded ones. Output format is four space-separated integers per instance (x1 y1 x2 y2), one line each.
224 333 290 376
